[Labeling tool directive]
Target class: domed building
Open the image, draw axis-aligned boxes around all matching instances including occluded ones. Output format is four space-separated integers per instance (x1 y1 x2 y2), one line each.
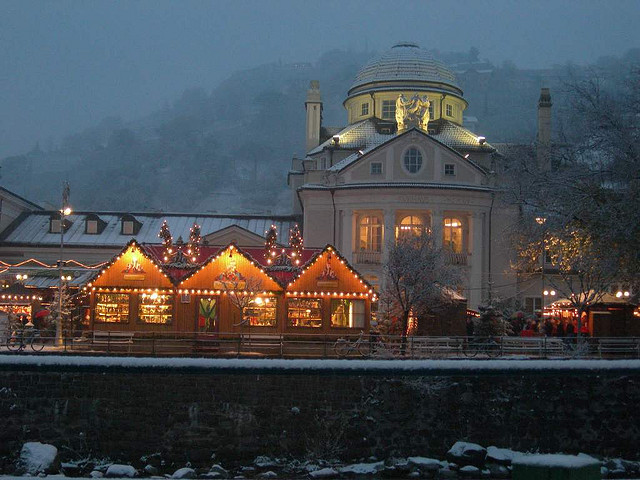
289 43 518 312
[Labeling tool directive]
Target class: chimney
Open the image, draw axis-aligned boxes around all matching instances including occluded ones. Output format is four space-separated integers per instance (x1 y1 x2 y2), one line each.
305 80 322 152
537 88 552 170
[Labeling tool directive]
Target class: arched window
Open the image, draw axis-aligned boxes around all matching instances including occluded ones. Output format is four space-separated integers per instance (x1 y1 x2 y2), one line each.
403 147 423 173
396 215 424 239
443 218 463 253
359 216 382 252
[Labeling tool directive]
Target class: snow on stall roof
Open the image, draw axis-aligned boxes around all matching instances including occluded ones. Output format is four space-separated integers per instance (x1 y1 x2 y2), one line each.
513 454 600 468
2 356 640 373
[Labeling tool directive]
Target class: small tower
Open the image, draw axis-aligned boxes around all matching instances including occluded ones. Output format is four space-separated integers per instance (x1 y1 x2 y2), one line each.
305 80 322 152
536 88 552 170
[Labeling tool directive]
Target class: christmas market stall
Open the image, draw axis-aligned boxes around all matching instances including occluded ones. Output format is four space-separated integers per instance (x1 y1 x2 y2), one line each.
176 243 284 334
546 292 639 337
284 245 375 334
86 240 177 332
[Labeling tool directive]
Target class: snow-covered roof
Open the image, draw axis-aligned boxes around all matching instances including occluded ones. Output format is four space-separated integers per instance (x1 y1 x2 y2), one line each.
309 119 494 162
349 43 460 93
1 211 298 247
308 119 391 155
324 125 491 174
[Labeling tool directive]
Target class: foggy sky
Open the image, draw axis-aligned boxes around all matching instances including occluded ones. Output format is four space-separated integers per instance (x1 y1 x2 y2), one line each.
1 0 638 159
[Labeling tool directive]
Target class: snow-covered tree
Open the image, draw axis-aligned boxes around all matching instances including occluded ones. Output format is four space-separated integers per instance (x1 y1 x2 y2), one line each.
50 283 81 338
472 300 512 337
382 232 463 346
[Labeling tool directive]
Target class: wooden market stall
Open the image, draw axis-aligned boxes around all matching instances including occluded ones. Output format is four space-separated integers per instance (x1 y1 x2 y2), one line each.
84 241 376 336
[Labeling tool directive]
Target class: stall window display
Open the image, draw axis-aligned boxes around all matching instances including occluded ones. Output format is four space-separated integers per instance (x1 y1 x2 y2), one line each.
243 297 277 327
95 293 130 323
331 299 365 328
138 293 173 324
287 298 322 328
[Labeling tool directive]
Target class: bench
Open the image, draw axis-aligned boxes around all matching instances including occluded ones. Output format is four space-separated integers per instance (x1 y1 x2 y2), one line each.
598 338 640 357
90 331 135 352
409 337 463 358
238 334 283 357
501 337 564 356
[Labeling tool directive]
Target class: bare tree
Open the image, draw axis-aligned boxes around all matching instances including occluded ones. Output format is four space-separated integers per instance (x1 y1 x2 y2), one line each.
502 66 639 341
383 232 463 349
224 276 264 328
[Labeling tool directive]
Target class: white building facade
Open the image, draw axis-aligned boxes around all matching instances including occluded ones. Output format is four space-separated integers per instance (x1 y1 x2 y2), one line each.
289 43 519 309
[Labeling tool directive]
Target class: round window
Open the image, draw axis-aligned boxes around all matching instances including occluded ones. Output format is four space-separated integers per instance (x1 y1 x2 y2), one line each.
403 148 423 173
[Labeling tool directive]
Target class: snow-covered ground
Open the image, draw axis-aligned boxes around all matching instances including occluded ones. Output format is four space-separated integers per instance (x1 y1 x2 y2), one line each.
1 354 640 372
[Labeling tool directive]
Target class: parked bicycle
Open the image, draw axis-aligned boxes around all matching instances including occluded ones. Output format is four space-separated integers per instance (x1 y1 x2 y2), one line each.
463 336 502 358
6 326 45 353
334 331 368 358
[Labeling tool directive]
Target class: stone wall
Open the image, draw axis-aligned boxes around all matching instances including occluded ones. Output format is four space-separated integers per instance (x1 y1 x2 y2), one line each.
1 366 638 469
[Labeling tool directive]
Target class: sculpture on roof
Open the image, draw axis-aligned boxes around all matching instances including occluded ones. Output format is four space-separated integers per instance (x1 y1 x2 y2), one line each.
396 94 431 132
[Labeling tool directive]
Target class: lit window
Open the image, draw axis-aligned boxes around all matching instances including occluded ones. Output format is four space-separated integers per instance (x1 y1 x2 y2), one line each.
396 215 424 239
86 220 98 234
443 218 463 253
243 297 277 327
138 293 173 324
288 298 322 328
370 162 382 175
330 299 365 328
382 100 395 119
361 102 369 116
444 164 456 176
446 104 453 117
359 215 382 252
50 219 62 234
403 147 423 173
122 221 134 235
95 293 130 323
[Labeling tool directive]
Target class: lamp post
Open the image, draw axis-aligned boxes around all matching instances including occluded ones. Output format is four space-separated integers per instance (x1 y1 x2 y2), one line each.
535 217 547 316
57 182 71 347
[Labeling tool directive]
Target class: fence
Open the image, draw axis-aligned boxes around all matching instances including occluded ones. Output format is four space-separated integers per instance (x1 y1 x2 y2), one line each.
4 330 640 359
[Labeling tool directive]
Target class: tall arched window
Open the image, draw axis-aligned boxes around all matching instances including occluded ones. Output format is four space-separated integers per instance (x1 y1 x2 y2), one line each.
359 216 382 252
443 218 463 253
396 215 424 239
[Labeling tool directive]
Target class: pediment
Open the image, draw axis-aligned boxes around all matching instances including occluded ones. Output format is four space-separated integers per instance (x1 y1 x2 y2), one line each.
203 225 271 248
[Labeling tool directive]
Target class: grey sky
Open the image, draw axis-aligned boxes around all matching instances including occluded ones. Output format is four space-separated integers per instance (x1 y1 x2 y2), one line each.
1 0 638 158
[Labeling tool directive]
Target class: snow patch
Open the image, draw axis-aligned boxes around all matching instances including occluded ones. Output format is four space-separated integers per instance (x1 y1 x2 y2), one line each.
407 457 441 470
172 467 196 478
339 461 384 475
18 442 59 475
513 454 600 468
105 464 137 478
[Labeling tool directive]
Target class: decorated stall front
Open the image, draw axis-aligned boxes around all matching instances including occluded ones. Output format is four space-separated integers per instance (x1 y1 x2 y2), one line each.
87 240 177 332
177 244 284 334
285 246 375 334
85 240 375 335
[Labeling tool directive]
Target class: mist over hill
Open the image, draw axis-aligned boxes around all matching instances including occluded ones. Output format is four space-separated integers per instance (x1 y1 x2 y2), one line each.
2 47 637 213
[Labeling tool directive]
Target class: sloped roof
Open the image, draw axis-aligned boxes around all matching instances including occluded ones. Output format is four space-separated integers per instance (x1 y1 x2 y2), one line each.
326 126 490 174
0 211 298 247
309 119 494 161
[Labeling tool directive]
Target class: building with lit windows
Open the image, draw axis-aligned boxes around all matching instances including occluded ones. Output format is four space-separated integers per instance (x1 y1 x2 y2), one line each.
289 42 512 309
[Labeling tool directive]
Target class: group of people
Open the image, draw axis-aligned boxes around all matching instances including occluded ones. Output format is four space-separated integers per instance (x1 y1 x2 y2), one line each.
519 317 588 338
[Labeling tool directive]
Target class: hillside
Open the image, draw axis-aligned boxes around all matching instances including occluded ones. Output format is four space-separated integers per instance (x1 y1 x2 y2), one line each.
1 47 636 213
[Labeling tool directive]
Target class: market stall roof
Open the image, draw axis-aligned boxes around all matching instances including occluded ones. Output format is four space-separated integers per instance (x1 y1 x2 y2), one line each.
143 244 321 286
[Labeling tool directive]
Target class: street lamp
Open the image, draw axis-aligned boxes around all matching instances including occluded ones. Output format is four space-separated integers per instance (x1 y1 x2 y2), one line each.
57 182 71 347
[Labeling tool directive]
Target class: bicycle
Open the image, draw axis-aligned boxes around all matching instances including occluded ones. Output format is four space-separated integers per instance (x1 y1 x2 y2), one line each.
562 336 593 358
334 331 368 358
6 327 45 353
463 336 502 358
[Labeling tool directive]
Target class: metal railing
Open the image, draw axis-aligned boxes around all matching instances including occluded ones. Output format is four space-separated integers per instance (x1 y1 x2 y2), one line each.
3 331 640 359
353 250 381 264
444 252 469 266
